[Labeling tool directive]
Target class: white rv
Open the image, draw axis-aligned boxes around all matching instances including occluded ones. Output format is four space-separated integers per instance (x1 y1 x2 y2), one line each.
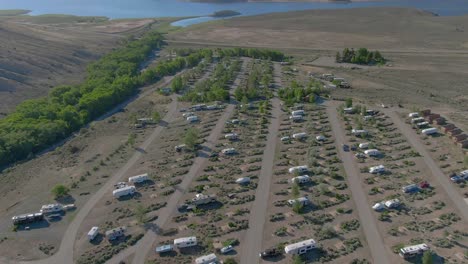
316 135 326 141
174 236 197 248
411 117 425 124
422 127 438 135
359 143 369 149
187 115 199 123
384 199 401 208
155 244 174 254
288 165 309 174
40 204 63 214
222 148 236 155
352 129 368 136
343 107 355 114
408 112 419 118
399 244 429 258
292 132 307 140
191 194 216 205
369 165 385 174
195 253 218 264
459 170 468 177
182 112 194 118
289 115 304 122
224 133 238 140
364 149 381 157
128 173 149 184
416 121 429 128
291 110 305 116
105 226 125 241
112 186 136 198
236 177 251 185
291 175 311 184
87 226 99 241
284 239 317 255
288 197 310 206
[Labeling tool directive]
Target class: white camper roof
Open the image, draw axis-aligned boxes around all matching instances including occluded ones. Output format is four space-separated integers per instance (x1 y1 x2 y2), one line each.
284 239 317 254
400 244 429 254
174 236 197 245
129 173 148 180
195 253 218 264
88 226 99 236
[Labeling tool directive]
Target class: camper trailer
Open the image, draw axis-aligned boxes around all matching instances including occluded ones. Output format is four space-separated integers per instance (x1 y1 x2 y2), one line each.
284 239 317 255
112 186 136 198
174 236 197 249
224 133 238 140
175 144 187 152
422 127 438 135
288 197 310 206
291 175 311 184
221 148 236 155
408 112 419 118
182 112 194 118
236 177 251 185
402 184 419 193
187 116 199 123
411 117 425 124
359 143 370 149
343 107 355 114
369 165 385 174
191 194 216 205
105 226 125 241
384 199 401 208
288 165 309 174
128 173 149 184
399 244 429 258
155 244 174 254
40 204 63 214
416 121 429 128
87 226 99 241
195 253 218 264
292 132 307 140
364 149 381 157
12 212 44 225
291 110 305 116
316 135 326 141
352 129 368 136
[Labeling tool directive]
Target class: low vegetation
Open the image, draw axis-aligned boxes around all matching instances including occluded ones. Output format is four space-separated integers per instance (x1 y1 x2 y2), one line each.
336 48 385 65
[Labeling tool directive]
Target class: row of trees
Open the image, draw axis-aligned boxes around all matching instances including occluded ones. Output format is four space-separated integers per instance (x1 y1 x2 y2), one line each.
278 79 330 106
336 48 385 65
0 33 212 168
217 48 285 62
234 60 273 101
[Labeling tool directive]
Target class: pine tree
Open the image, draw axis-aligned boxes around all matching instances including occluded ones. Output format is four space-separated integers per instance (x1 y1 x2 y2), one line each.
336 51 341 62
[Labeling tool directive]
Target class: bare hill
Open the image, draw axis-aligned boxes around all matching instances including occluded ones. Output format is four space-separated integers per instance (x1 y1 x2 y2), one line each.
0 16 155 115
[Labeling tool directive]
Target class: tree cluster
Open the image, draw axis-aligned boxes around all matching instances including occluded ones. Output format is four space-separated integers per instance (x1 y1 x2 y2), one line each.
278 79 329 106
218 48 285 61
234 60 273 101
336 48 385 65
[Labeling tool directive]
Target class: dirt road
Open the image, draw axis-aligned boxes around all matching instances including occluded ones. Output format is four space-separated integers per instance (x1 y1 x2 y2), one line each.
20 75 181 264
326 102 392 264
385 110 468 220
107 59 248 264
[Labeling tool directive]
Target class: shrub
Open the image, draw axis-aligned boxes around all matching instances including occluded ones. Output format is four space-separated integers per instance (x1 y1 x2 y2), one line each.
51 184 70 199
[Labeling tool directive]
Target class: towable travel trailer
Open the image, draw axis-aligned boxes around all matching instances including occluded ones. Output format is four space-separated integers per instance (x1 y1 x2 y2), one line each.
128 173 149 184
40 204 63 214
291 110 305 116
364 149 381 157
87 226 99 241
174 236 197 248
155 244 174 254
187 115 199 123
408 112 419 118
289 115 304 122
191 194 216 205
369 165 385 174
195 253 218 264
105 226 125 241
292 132 307 140
222 148 236 155
288 165 308 174
112 186 136 198
224 133 238 140
12 213 44 225
287 197 310 206
422 127 438 135
291 175 311 184
284 239 317 255
399 244 429 258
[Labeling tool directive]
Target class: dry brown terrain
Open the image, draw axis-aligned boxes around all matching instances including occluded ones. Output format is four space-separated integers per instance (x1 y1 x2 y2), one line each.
0 15 157 115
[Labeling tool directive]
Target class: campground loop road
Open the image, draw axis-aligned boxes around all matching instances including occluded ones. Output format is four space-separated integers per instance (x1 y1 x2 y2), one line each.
107 59 249 264
240 62 282 264
384 109 468 220
326 101 392 264
20 74 183 264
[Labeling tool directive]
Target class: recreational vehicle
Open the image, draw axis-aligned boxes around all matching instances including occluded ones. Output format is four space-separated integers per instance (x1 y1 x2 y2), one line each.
191 194 216 205
112 186 136 198
291 110 305 116
87 226 99 241
187 115 199 123
399 244 429 258
12 212 44 225
369 165 385 174
236 177 251 185
224 133 238 140
287 197 310 206
351 129 368 136
182 112 194 118
343 107 355 114
292 133 307 140
105 226 125 240
284 239 317 255
416 121 429 128
221 148 236 155
291 175 311 184
408 112 419 118
364 149 381 157
411 117 425 124
128 173 149 184
175 144 187 152
288 165 308 174
359 143 369 149
384 199 401 208
422 127 438 135
40 204 63 214
289 115 304 122
195 253 218 264
402 184 419 193
316 135 326 141
174 236 197 248
155 244 174 254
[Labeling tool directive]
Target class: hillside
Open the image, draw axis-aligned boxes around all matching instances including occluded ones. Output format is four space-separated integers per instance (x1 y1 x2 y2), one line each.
0 15 156 115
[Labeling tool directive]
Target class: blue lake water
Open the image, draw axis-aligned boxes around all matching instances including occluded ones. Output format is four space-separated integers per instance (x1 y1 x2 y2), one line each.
1 0 467 27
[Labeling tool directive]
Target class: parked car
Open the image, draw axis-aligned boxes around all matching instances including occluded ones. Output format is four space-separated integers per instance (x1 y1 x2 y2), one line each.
259 248 282 259
419 181 430 189
350 145 357 151
342 144 349 151
220 245 234 254
450 175 463 183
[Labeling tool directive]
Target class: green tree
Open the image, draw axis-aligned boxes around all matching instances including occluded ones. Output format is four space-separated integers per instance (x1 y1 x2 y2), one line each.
224 258 238 264
422 250 433 264
184 128 199 150
292 202 303 214
292 182 300 198
153 111 161 123
293 254 303 264
51 184 70 199
345 98 353 108
135 204 147 224
336 51 341 62
241 96 249 112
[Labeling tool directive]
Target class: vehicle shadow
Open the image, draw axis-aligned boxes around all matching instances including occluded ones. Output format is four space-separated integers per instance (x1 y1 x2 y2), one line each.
17 220 50 231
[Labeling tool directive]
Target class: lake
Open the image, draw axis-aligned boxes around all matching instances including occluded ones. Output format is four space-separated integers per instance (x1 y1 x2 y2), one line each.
1 0 467 27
